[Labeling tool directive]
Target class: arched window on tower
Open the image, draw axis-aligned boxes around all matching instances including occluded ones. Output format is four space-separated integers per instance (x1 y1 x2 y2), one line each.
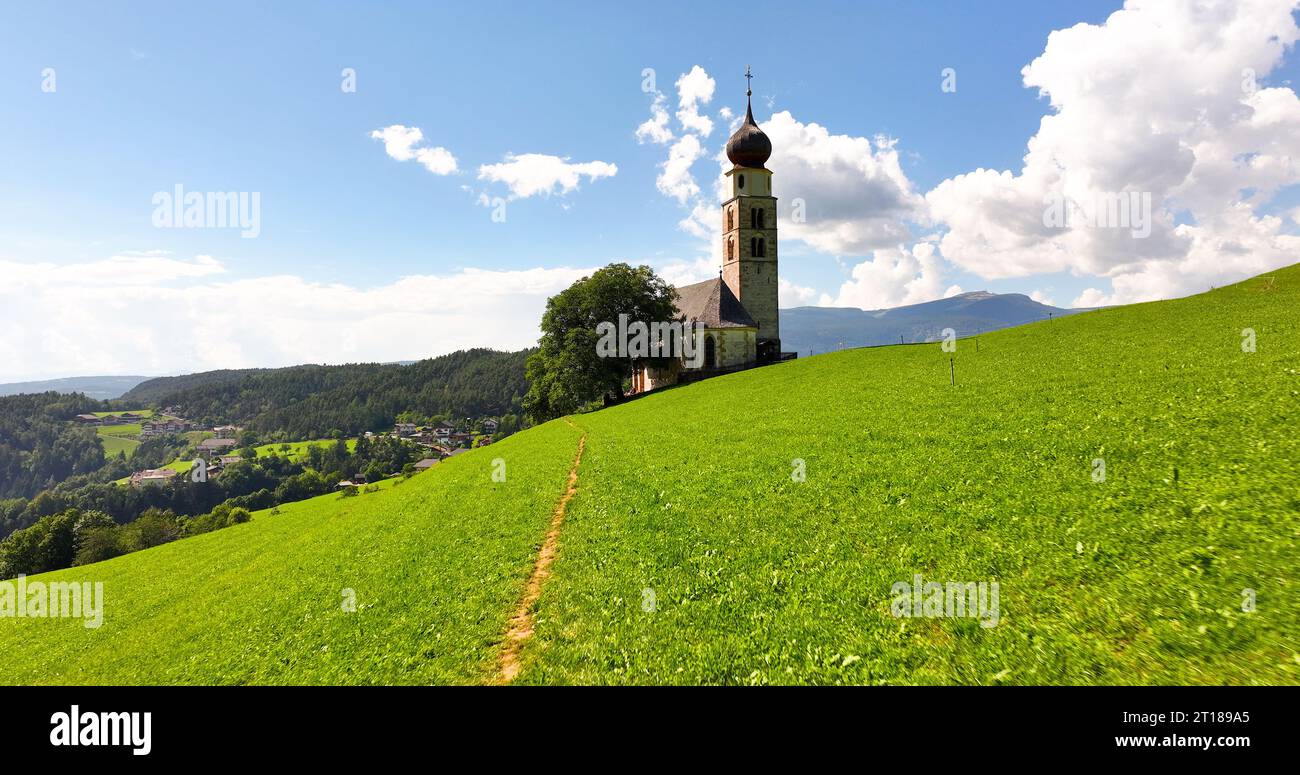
749 237 757 257
757 238 766 257
750 208 758 229
727 237 734 260
757 208 765 228
738 174 745 190
726 209 733 231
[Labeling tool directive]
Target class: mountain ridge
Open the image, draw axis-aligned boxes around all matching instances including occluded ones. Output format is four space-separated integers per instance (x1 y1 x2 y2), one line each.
779 290 1091 355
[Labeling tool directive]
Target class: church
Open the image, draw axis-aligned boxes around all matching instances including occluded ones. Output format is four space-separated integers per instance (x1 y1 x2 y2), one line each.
630 72 795 394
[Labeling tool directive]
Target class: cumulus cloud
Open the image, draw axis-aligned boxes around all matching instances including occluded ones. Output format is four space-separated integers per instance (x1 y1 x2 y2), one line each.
657 135 705 204
761 112 927 255
0 253 592 382
653 255 717 288
369 125 459 175
1029 289 1057 306
927 0 1300 303
675 65 716 136
779 278 830 308
2 252 226 287
827 242 955 310
477 153 617 199
635 91 674 145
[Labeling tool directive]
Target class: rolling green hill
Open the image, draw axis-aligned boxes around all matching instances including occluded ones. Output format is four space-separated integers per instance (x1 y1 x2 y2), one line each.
1 267 1296 685
117 348 531 439
1 420 582 684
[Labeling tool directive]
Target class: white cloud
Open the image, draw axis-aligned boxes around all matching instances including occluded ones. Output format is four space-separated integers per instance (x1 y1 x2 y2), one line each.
654 255 717 288
370 125 459 175
675 65 716 137
828 242 954 310
1 252 226 286
1072 287 1111 308
1029 289 1056 306
779 278 830 308
926 0 1300 303
0 254 592 382
413 147 458 175
657 134 704 204
477 153 617 199
760 112 927 255
635 91 674 145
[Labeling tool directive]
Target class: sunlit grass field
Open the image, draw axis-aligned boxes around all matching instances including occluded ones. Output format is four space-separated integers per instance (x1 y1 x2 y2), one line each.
253 438 360 461
113 439 361 483
0 420 582 684
515 267 1299 685
2 267 1296 685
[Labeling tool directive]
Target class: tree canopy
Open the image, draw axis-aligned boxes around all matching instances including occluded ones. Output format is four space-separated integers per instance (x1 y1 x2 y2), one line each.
524 263 677 422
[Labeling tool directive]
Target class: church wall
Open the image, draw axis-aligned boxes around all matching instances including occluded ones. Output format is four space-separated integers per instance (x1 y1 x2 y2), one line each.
714 328 757 368
639 359 682 392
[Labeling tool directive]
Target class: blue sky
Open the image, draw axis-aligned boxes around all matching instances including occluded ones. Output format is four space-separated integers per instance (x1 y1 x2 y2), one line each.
2 1 1299 380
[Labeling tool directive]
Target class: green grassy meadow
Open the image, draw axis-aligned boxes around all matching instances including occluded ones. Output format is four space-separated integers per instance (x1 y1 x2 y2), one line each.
0 420 581 684
3 267 1297 685
97 423 142 459
517 267 1299 685
253 439 360 461
111 439 360 485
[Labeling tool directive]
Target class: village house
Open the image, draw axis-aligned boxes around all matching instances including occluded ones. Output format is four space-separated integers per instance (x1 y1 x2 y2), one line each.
212 425 241 439
74 413 102 425
198 438 239 454
481 418 499 434
413 458 438 471
130 469 175 488
139 419 195 438
395 422 418 437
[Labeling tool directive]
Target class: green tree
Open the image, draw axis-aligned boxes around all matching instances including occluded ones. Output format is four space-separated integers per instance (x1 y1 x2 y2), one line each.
524 263 677 422
119 508 180 552
0 509 79 578
74 526 123 566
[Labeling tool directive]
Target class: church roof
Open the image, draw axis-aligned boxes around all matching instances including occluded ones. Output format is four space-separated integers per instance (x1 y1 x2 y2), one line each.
673 278 758 329
726 101 772 169
726 71 772 169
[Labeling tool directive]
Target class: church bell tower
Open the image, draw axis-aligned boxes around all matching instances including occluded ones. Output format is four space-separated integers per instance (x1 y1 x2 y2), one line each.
721 66 780 360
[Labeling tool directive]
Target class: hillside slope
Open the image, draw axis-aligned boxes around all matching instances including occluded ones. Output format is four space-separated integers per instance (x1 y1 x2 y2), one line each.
520 267 1298 684
0 420 582 684
119 348 530 438
1 267 1296 685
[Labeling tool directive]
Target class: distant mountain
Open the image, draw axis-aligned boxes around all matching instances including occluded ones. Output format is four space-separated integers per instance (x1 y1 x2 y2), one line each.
122 368 272 404
781 292 1090 356
0 375 151 400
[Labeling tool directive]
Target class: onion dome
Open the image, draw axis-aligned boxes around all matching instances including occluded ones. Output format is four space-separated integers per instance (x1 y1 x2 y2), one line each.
726 73 771 169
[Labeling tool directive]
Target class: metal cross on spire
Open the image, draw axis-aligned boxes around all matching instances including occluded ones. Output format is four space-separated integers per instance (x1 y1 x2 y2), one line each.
745 65 753 97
